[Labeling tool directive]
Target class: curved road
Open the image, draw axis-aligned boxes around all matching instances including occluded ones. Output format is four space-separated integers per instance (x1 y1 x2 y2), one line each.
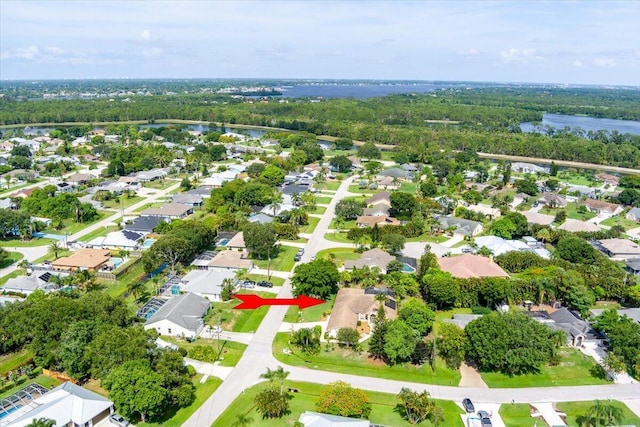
183 176 640 427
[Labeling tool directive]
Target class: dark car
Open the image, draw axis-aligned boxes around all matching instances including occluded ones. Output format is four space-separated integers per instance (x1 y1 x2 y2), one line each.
257 281 273 288
109 414 130 427
297 248 305 255
242 280 256 288
294 255 302 262
478 410 492 426
462 398 475 413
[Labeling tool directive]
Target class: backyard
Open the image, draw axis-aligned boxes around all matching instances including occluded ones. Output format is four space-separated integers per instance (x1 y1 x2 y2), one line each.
213 380 464 427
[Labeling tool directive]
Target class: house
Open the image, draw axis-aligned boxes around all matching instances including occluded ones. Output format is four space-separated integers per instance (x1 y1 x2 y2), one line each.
144 293 210 339
366 191 391 207
437 217 483 236
248 213 274 224
6 382 114 427
260 201 296 216
87 230 144 250
557 218 601 233
54 182 74 193
124 215 169 234
344 248 396 274
521 211 555 226
2 273 60 296
65 173 97 185
171 193 204 207
547 307 603 347
401 163 418 173
437 254 510 279
136 168 168 182
180 269 237 301
0 198 17 210
141 203 193 219
473 236 535 257
591 308 640 325
355 215 400 228
377 167 410 181
538 193 567 208
10 187 40 199
626 258 640 275
186 186 214 198
326 288 397 338
465 204 501 219
375 175 399 190
298 411 370 427
226 232 246 250
78 194 102 209
595 173 620 187
221 131 248 142
362 203 390 217
52 248 111 272
626 207 640 222
201 170 239 187
595 238 640 260
208 250 253 271
583 198 623 218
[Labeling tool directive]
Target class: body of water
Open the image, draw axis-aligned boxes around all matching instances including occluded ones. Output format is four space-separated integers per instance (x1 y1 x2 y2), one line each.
521 113 640 136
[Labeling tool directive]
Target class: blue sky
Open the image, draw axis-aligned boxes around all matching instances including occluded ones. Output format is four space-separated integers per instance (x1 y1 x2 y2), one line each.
1 1 639 85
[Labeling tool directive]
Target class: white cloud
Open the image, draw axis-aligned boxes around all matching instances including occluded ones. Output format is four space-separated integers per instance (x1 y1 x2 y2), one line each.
592 57 616 68
1 45 41 59
140 29 152 41
458 48 479 56
142 47 163 58
499 48 544 65
572 60 584 67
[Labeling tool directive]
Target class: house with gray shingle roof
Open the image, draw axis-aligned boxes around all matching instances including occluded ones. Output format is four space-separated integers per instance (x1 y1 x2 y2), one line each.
171 193 204 207
626 207 640 222
143 293 210 339
437 217 483 236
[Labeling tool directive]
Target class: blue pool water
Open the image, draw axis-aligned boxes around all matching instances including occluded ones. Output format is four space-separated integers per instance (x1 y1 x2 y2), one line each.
0 405 22 419
32 232 65 240
111 257 124 268
142 239 156 248
402 263 416 273
218 238 230 246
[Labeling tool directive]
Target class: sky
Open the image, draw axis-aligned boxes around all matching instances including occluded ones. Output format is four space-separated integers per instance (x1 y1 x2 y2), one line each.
1 1 639 85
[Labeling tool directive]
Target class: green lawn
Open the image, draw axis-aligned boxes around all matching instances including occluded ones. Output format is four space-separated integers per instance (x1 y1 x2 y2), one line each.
0 237 54 247
213 380 464 427
329 219 356 230
398 182 418 193
0 270 22 287
101 195 144 209
557 400 640 427
41 210 111 235
103 262 147 299
499 403 535 427
316 181 341 191
315 247 360 267
324 232 354 244
480 348 611 388
77 225 119 242
301 217 320 234
0 349 34 374
405 234 450 243
143 179 177 190
540 202 597 221
246 274 285 287
139 375 222 427
284 294 335 323
161 336 247 367
0 251 24 269
254 245 298 272
600 215 639 230
347 184 378 195
33 249 71 264
557 172 597 187
208 291 275 333
312 206 327 215
0 180 44 197
132 202 164 213
0 375 62 399
315 196 333 205
273 333 460 386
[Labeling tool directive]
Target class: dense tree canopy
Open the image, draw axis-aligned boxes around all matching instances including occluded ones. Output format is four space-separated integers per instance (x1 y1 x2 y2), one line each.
291 259 340 298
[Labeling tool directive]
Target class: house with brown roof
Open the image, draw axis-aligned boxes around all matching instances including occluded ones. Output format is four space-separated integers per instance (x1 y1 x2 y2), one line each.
595 173 620 187
557 218 601 233
522 211 555 226
10 187 41 199
226 232 246 250
583 198 623 218
208 250 253 271
65 173 97 185
344 248 395 274
355 215 400 228
366 191 391 207
52 248 111 272
538 193 567 208
141 202 193 219
437 254 509 279
326 288 397 338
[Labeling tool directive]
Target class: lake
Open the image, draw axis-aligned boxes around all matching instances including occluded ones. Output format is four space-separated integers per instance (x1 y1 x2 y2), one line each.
521 113 640 136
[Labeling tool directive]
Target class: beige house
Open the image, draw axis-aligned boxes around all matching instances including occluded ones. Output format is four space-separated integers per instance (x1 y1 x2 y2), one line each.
208 250 253 271
326 288 397 338
437 254 509 279
355 215 400 228
344 248 395 274
557 218 601 233
52 248 111 272
141 202 193 219
583 199 623 218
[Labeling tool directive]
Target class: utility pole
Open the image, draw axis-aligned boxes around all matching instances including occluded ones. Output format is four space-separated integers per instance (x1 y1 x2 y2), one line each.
267 246 271 280
216 314 222 360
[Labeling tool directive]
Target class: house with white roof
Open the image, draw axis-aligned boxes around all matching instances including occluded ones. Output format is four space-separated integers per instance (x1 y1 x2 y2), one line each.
473 235 551 259
298 411 370 427
179 269 238 302
5 382 114 427
86 230 144 250
144 293 210 339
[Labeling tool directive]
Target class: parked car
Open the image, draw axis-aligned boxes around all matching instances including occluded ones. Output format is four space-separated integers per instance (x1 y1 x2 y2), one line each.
294 254 302 262
242 280 256 288
477 410 492 426
257 281 273 288
462 398 475 413
109 414 130 427
297 248 305 255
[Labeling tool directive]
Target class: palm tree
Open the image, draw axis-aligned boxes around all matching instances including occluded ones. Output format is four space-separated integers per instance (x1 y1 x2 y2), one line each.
536 228 551 244
48 241 61 260
269 191 283 217
234 268 248 283
26 418 56 427
260 366 290 395
231 413 253 427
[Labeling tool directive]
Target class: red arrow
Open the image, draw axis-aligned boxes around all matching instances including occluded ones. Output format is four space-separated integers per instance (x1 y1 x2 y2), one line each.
232 294 324 310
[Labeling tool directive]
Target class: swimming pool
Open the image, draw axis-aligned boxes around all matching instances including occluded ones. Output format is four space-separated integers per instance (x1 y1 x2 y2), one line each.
217 238 230 246
142 239 157 248
111 257 124 268
0 405 22 420
402 263 416 273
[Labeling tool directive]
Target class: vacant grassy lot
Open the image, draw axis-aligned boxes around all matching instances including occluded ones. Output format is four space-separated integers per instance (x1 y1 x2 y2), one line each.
273 333 460 386
315 196 333 205
0 349 34 374
0 251 23 269
101 195 144 209
324 232 354 244
284 294 335 323
301 216 320 234
329 218 356 230
139 375 222 427
77 225 119 242
162 336 247 367
557 400 640 427
499 403 536 427
213 380 464 427
540 202 597 221
315 247 360 267
316 181 341 191
480 348 611 388
254 245 298 272
600 215 639 230
0 237 54 247
208 290 275 333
